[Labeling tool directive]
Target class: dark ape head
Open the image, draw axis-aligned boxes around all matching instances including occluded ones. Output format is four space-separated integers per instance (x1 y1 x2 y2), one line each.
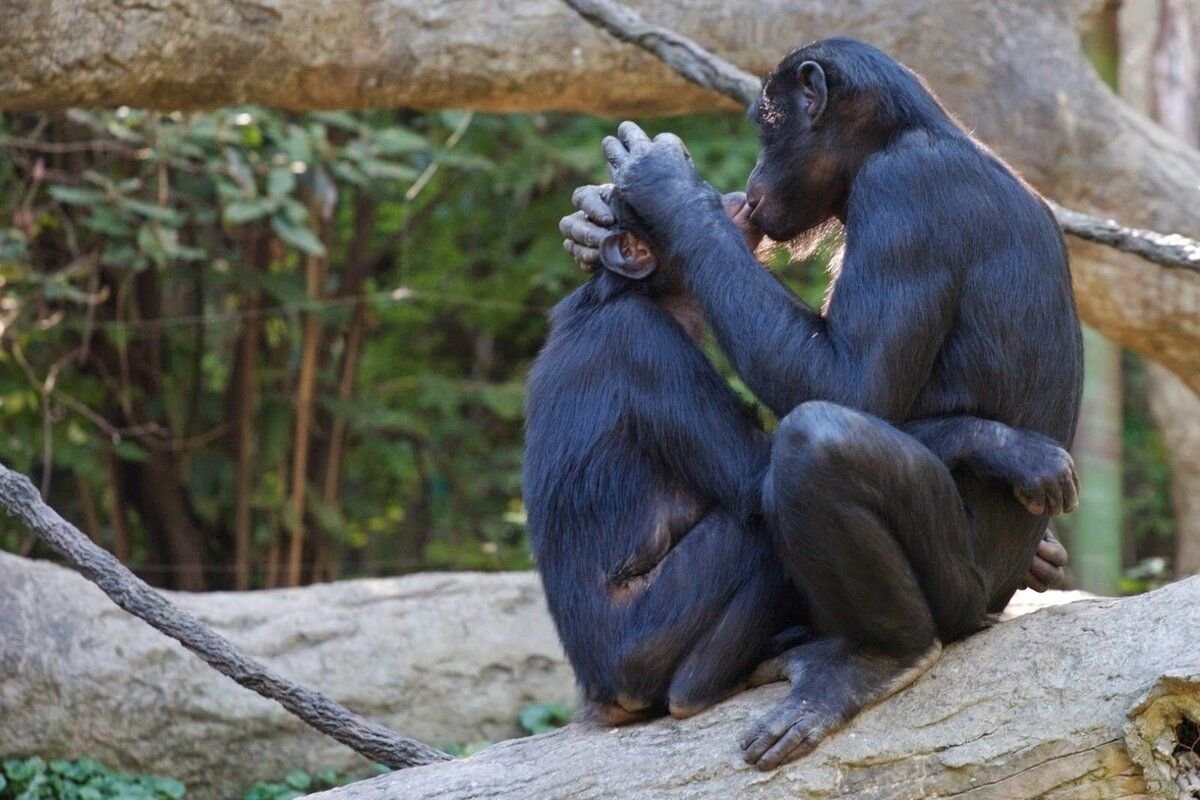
745 37 954 242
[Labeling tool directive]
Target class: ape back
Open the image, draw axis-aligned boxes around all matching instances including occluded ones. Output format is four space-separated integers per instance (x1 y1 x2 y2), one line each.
523 269 769 698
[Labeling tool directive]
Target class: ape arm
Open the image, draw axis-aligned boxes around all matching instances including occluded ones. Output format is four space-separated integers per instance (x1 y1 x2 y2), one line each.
604 124 956 422
902 417 1080 516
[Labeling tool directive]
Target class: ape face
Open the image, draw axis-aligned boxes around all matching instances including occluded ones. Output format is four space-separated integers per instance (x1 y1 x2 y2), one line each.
745 56 845 243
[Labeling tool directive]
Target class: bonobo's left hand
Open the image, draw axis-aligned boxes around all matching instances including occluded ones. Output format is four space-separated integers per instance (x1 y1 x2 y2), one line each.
601 121 724 243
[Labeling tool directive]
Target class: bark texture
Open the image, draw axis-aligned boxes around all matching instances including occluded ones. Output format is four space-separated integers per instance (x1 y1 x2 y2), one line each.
2 0 1197 393
312 578 1200 800
0 551 573 800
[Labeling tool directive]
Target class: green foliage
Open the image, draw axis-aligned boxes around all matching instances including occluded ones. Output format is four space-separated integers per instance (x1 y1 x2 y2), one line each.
0 107 760 582
241 767 352 800
0 758 184 800
517 702 573 735
6 104 1170 587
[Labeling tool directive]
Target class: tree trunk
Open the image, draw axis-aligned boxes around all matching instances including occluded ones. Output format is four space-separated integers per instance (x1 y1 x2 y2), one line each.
1146 0 1200 578
310 577 1200 800
286 243 329 587
1074 328 1124 594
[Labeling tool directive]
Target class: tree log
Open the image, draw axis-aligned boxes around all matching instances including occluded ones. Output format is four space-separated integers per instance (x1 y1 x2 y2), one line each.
0 551 574 800
311 577 1200 800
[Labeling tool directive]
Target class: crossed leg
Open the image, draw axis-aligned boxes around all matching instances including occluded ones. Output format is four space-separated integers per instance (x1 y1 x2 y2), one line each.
742 401 989 769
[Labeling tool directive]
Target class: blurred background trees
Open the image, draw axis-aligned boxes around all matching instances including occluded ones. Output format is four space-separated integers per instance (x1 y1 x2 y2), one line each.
0 1 1196 595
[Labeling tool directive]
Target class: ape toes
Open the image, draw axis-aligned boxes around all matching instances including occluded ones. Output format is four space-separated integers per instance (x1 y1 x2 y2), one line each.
740 702 835 770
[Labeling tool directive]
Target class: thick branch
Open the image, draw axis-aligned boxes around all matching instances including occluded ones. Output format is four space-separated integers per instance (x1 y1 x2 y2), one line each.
315 578 1200 799
0 461 448 771
560 0 759 106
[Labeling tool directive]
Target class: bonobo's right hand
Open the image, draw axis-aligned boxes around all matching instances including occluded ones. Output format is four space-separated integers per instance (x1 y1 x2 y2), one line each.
602 121 721 246
560 185 764 273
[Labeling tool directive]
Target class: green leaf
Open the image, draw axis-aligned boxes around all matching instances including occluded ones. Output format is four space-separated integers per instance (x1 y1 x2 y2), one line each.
271 215 326 256
518 702 572 735
224 198 276 225
112 439 149 463
121 199 185 226
266 167 297 200
358 158 419 182
284 770 311 790
371 127 428 156
155 777 186 799
48 186 107 205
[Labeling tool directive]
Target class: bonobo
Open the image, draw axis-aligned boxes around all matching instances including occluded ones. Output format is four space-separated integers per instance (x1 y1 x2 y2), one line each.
525 185 805 725
531 175 1078 728
561 38 1083 768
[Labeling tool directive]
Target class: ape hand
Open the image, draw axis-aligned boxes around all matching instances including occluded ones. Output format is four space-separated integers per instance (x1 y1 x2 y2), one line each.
1023 528 1068 592
602 121 722 242
1008 439 1080 518
561 183 762 272
559 184 616 272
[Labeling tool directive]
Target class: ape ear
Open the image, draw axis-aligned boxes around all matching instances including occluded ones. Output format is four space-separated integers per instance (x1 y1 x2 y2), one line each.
599 231 657 280
796 61 828 124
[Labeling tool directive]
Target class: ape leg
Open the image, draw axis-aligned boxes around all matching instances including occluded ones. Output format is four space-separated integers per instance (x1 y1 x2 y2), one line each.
666 546 806 719
743 401 987 768
594 511 801 724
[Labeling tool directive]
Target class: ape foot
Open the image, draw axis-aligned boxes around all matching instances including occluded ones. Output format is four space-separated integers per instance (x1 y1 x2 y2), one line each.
739 637 942 770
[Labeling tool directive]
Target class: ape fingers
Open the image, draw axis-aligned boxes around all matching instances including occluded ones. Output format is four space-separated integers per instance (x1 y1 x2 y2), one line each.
559 209 613 273
653 131 692 162
1023 533 1069 591
571 184 615 226
739 691 834 769
617 121 653 155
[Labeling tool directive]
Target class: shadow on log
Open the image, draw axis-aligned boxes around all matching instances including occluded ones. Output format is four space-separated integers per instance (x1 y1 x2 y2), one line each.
311 577 1200 799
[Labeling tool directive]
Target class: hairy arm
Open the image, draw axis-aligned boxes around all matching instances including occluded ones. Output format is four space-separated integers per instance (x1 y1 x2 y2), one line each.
903 416 1080 516
604 123 955 422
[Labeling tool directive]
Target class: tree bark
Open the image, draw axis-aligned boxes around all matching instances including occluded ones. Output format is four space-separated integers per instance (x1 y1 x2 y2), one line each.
1146 0 1200 579
311 577 1200 800
1119 0 1200 579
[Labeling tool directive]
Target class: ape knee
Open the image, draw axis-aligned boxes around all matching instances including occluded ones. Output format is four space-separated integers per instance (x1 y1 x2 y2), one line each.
772 401 864 474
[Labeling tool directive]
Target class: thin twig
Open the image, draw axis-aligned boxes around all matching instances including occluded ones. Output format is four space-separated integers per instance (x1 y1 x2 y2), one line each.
560 0 1200 274
0 461 450 771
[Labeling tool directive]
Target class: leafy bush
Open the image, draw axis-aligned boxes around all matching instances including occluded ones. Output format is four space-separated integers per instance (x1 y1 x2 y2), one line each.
0 758 183 800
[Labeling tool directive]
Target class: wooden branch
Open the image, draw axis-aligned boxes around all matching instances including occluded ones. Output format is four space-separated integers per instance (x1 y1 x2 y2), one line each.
561 0 1200 276
1048 200 1200 273
313 578 1200 799
560 0 759 106
0 461 448 771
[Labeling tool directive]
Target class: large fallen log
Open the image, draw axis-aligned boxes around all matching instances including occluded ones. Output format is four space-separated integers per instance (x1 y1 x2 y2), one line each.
0 551 574 800
311 577 1200 800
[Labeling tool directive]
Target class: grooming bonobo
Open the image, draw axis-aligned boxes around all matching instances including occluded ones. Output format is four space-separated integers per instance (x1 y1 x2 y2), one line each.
532 38 1082 767
551 38 1083 767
